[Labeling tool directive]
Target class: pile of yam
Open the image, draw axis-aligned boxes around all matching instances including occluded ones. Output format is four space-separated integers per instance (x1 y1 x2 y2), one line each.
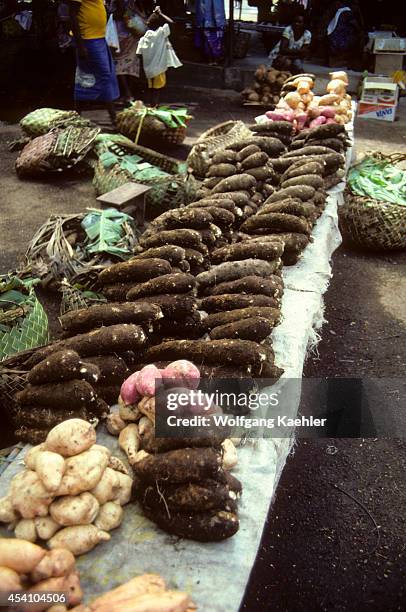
241 65 292 107
109 360 242 542
0 419 133 556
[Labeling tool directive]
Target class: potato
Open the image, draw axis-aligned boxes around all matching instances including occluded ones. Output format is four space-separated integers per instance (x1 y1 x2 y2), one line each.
90 468 121 505
50 492 100 526
0 538 46 573
55 448 109 496
31 548 76 582
15 518 37 542
222 439 238 470
0 495 17 523
94 501 123 531
115 472 133 505
48 525 110 556
35 516 62 540
0 565 22 591
24 443 46 469
45 419 96 457
119 424 141 466
35 451 66 493
10 470 54 518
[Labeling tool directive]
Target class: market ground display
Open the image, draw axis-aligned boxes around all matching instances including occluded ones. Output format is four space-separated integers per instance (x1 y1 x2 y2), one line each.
0 85 406 608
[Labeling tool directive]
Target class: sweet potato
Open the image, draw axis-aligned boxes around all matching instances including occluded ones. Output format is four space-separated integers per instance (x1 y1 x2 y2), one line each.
212 173 257 194
211 150 237 164
210 316 274 341
88 574 167 610
258 199 318 219
211 241 284 264
34 517 62 540
98 258 171 285
126 273 196 300
143 506 239 541
30 549 75 582
14 518 37 542
196 259 281 288
138 480 237 513
17 379 100 411
208 275 283 297
50 492 100 526
0 538 46 573
139 228 203 250
48 525 110 556
241 213 310 235
55 448 110 496
45 419 96 456
94 501 123 531
0 565 22 590
10 470 54 518
201 294 279 313
131 245 186 265
207 163 236 177
204 306 281 330
60 303 163 335
130 295 197 320
266 185 316 203
133 447 222 484
281 174 324 189
143 339 268 373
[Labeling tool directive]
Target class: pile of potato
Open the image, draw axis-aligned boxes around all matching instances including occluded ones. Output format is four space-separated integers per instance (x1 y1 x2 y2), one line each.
266 71 352 130
0 538 83 610
0 419 133 556
241 65 292 107
106 359 242 542
78 573 196 611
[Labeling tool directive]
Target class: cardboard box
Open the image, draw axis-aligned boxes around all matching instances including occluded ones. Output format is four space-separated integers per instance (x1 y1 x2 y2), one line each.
357 76 399 121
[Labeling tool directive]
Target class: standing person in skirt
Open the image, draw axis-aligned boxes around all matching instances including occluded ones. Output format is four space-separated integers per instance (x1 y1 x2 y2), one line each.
136 6 182 106
114 0 151 103
69 0 120 124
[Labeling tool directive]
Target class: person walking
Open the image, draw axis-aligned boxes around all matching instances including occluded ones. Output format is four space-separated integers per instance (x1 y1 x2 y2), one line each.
69 0 120 124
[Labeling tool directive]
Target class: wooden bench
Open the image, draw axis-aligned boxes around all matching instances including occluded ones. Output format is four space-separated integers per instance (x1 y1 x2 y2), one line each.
97 182 151 225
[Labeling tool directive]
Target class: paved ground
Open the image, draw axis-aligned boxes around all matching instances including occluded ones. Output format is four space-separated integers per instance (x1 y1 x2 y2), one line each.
1 91 405 611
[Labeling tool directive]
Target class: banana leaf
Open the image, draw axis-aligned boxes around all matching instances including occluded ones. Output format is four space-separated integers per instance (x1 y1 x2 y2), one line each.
81 208 135 257
348 154 406 205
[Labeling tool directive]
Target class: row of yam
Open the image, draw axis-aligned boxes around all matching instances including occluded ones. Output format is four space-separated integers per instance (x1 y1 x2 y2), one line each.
13 120 349 443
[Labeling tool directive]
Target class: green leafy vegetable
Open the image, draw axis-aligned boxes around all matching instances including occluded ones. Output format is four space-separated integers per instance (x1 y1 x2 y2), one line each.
348 155 406 205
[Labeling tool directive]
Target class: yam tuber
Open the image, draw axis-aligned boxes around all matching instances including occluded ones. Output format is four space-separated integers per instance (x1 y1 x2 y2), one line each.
126 273 196 300
196 259 282 288
133 447 222 484
59 303 163 335
98 258 171 285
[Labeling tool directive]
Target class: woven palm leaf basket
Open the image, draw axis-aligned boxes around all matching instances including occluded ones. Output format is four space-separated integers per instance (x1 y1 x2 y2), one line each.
340 153 406 251
187 120 253 178
92 135 199 218
20 108 94 137
117 104 192 146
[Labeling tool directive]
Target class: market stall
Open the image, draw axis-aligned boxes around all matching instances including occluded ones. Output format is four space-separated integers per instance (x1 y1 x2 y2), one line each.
0 73 356 610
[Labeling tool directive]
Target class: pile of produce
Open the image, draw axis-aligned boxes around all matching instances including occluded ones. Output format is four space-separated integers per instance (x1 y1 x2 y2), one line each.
0 419 133 555
0 538 83 608
106 359 242 542
241 65 292 107
13 349 107 444
80 573 196 611
265 71 352 130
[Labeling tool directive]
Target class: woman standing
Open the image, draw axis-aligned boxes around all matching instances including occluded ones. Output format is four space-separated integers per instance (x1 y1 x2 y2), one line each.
114 0 151 103
194 0 226 64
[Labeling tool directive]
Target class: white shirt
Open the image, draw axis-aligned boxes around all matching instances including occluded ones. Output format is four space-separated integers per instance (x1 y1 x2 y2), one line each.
269 26 312 63
136 23 182 79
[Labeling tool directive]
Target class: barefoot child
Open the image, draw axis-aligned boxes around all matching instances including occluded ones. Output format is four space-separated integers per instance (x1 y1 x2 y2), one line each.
136 6 182 106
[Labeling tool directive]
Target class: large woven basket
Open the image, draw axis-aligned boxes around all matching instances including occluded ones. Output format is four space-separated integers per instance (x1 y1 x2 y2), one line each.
0 289 49 362
187 120 253 178
16 126 100 178
117 108 191 146
20 108 93 137
340 188 406 251
92 140 199 219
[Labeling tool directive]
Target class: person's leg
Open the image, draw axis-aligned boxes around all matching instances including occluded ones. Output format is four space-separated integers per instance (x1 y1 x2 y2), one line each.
106 102 117 126
118 74 133 102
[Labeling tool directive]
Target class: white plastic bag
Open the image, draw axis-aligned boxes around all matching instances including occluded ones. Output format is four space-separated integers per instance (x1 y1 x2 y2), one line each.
106 14 120 53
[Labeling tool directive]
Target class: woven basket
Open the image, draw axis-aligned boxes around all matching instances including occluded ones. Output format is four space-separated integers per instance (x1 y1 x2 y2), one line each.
187 120 253 178
16 126 100 178
117 109 191 146
20 108 93 137
0 289 49 362
340 188 406 251
92 140 198 218
60 280 106 316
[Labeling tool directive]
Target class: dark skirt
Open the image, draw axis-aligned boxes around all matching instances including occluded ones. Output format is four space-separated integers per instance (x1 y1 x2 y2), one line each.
74 37 119 102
